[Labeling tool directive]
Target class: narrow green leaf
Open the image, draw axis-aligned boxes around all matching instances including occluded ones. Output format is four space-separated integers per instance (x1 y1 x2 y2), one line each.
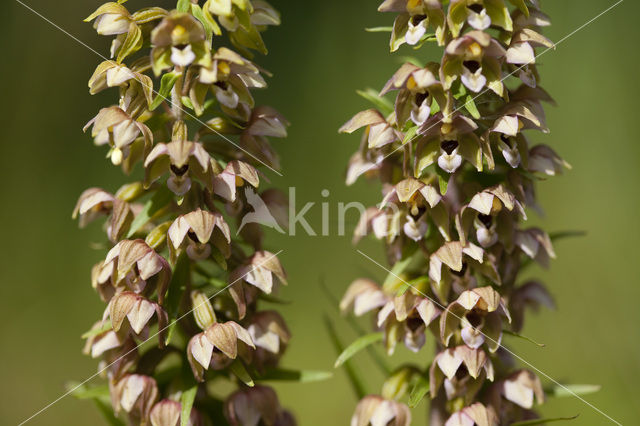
176 0 190 12
230 360 254 386
408 374 429 408
334 332 383 368
150 71 181 111
549 230 587 241
503 329 546 348
356 88 394 116
324 316 367 398
259 368 333 383
397 276 428 297
365 26 393 32
70 383 110 400
464 94 481 119
545 384 601 398
511 415 579 425
180 385 197 426
127 187 173 238
81 320 112 339
436 167 449 194
320 280 392 375
402 125 419 147
382 252 414 289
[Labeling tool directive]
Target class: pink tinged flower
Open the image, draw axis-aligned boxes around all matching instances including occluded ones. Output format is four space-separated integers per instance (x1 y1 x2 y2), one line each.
429 241 485 284
509 281 554 332
445 402 499 426
501 370 545 409
224 385 284 426
83 321 124 358
73 188 116 228
247 310 291 354
350 395 411 426
230 251 287 294
168 208 231 261
212 160 259 202
515 228 556 268
430 346 494 398
403 214 429 241
247 106 290 138
528 145 571 176
85 3 131 36
150 399 204 426
340 279 388 316
107 292 168 340
84 107 153 166
506 29 554 65
102 239 171 303
187 321 255 381
144 140 217 196
112 374 158 422
340 109 400 149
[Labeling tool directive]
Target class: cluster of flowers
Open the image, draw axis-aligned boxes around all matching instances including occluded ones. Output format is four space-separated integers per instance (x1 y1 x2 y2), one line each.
75 1 294 424
340 0 566 424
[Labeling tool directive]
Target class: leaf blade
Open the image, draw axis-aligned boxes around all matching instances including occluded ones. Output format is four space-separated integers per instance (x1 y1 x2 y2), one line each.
334 332 383 368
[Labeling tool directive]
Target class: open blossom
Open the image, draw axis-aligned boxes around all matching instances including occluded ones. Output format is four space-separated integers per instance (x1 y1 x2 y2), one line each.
78 1 295 423
341 0 567 424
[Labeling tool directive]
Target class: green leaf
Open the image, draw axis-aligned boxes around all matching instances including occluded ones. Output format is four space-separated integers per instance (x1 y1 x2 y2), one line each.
408 374 429 408
503 329 546 348
164 254 190 345
549 230 587 241
127 187 173 238
324 316 367 398
176 0 190 12
150 71 181 111
545 384 601 398
397 276 428 297
334 332 383 368
356 88 394 116
70 383 110 400
81 320 112 339
511 415 579 425
402 125 419 147
463 93 481 119
365 26 393 32
259 368 333 383
230 360 254 386
180 385 197 426
436 167 449 194
382 251 416 290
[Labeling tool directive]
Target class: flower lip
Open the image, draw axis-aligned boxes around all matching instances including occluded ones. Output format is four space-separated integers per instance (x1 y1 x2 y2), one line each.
451 262 467 277
414 90 429 106
170 164 189 176
463 60 481 73
411 14 427 25
467 4 485 14
477 213 493 228
440 140 459 155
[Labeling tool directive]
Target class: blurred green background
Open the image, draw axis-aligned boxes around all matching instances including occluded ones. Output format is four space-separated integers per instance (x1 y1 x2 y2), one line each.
1 0 638 424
